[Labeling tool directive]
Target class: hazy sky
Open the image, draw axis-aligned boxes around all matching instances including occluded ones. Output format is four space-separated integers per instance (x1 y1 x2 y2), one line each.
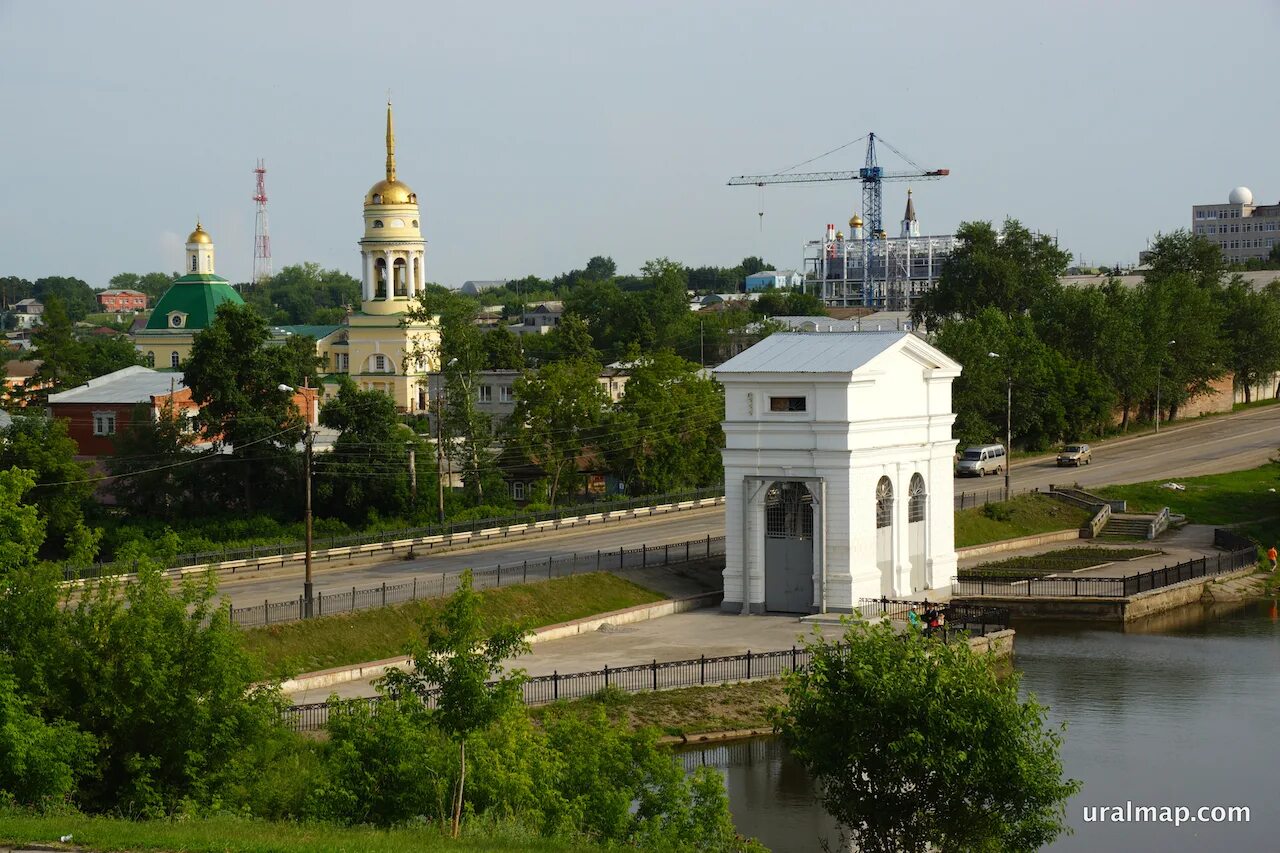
3 1 1277 289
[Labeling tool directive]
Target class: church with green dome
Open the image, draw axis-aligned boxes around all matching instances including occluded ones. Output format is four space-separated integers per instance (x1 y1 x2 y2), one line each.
134 221 244 368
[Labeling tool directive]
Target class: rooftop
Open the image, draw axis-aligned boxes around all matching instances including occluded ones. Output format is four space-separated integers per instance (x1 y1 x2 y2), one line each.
715 331 956 375
48 365 187 405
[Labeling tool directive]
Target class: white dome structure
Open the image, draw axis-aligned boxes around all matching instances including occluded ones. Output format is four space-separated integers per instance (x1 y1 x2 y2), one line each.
1229 186 1254 205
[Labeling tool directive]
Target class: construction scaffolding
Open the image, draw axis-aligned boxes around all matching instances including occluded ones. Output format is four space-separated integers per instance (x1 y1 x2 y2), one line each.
805 230 957 310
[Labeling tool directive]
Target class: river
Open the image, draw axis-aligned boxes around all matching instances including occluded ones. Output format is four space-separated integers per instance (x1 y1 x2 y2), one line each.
680 600 1280 852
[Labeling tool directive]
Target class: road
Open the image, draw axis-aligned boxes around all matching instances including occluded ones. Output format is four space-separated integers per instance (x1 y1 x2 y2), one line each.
222 403 1280 608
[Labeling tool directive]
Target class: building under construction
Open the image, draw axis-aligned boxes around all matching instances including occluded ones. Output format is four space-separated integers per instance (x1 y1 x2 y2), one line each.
803 189 957 310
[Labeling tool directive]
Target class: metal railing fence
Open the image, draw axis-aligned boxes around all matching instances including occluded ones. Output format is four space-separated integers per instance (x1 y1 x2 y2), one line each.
857 597 1010 633
953 485 1040 512
282 628 1003 732
952 545 1256 598
66 485 725 581
230 535 726 628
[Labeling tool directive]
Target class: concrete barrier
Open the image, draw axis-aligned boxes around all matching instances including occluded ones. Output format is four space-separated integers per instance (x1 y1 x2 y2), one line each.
278 590 723 694
956 528 1083 560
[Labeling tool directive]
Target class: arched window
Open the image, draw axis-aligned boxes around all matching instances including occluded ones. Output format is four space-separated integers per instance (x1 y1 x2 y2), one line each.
393 258 407 297
411 219 419 228
408 193 416 203
372 220 384 228
908 473 926 523
875 476 894 529
191 255 198 272
374 259 387 298
170 351 180 368
372 193 382 204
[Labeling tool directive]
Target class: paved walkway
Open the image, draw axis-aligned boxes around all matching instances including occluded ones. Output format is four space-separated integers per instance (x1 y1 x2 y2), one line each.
957 524 1221 578
286 609 824 704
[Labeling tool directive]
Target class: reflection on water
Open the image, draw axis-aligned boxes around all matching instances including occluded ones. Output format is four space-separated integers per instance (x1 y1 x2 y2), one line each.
682 600 1280 852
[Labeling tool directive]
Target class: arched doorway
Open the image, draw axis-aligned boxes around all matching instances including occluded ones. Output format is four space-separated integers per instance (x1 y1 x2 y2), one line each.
764 481 814 612
876 476 894 595
908 473 927 592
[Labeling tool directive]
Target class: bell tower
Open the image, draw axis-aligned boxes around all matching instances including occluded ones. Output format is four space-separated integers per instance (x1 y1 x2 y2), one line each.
358 100 427 315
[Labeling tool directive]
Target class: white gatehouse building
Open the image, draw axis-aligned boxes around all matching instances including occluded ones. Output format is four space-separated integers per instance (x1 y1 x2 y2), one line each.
715 332 961 613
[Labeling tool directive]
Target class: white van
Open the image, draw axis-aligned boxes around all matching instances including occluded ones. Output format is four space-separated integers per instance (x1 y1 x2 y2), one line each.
955 444 1006 477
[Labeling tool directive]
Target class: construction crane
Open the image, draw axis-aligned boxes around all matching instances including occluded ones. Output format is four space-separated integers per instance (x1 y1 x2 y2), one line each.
728 133 949 304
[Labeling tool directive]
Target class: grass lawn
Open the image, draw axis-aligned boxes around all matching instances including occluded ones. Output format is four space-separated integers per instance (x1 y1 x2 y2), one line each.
532 680 788 739
954 494 1093 549
1094 462 1280 525
241 573 665 677
0 812 596 853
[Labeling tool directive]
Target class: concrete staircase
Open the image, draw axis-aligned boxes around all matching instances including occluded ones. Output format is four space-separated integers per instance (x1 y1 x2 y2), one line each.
1099 513 1158 540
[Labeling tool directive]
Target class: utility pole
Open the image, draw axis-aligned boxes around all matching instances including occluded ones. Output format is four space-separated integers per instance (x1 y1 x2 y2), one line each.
699 319 705 366
1005 375 1012 499
303 423 314 617
435 380 446 524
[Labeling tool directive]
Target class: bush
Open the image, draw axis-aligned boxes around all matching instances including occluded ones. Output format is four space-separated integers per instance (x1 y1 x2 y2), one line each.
982 502 1014 522
0 662 95 807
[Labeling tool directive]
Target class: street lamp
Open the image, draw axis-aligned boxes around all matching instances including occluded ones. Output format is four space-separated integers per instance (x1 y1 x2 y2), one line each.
281 383 314 617
988 352 1011 498
1155 340 1175 433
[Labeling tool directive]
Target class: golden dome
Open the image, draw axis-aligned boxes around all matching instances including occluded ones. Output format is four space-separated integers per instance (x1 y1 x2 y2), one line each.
187 221 212 244
364 178 417 206
849 214 864 228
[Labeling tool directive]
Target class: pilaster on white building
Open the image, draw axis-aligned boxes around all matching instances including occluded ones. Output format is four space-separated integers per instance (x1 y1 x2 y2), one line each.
715 332 961 614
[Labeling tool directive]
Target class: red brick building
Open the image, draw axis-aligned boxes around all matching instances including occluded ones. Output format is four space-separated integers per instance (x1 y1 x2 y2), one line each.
97 289 148 312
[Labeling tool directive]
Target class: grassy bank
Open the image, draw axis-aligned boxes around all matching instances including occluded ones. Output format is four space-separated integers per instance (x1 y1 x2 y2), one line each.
954 494 1093 549
1094 462 1280 526
242 573 665 676
0 811 597 853
531 681 788 739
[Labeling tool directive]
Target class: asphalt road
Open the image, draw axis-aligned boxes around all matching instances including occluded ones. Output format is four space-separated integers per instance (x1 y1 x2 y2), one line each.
222 404 1280 608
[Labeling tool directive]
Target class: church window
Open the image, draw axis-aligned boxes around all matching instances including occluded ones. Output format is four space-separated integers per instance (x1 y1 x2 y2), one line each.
373 220 384 228
412 219 419 227
769 396 806 412
170 313 183 328
408 193 416 203
92 411 117 436
170 352 180 368
393 259 407 297
374 259 387 298
191 255 198 272
372 194 382 204
876 476 894 529
908 473 926 523
391 219 405 228
374 354 388 372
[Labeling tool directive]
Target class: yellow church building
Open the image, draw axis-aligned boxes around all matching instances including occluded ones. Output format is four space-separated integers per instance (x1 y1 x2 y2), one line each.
134 102 441 411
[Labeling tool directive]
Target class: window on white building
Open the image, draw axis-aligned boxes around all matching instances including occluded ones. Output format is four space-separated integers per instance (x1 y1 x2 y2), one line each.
769 396 806 412
908 473 927 523
500 385 513 403
876 477 894 529
93 412 117 436
477 385 493 403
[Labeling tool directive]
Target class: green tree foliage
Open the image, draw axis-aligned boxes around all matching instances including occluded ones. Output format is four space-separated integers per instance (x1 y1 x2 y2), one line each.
641 258 693 350
108 271 176 304
912 219 1070 328
108 399 204 522
752 288 826 317
245 263 363 325
1221 280 1280 402
316 377 429 524
32 276 97 322
542 312 599 364
608 352 724 494
183 303 317 513
482 325 523 369
27 297 88 395
0 468 44 572
383 570 530 836
0 659 96 807
0 416 93 558
509 360 609 506
84 333 143 377
776 619 1079 852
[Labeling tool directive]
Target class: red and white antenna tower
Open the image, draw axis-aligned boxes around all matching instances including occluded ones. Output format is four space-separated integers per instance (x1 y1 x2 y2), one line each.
252 159 272 286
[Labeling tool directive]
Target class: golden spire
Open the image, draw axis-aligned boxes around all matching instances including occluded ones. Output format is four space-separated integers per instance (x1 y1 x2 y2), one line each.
385 99 396 182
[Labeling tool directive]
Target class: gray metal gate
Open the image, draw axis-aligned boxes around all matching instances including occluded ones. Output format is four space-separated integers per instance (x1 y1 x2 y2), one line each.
764 482 814 612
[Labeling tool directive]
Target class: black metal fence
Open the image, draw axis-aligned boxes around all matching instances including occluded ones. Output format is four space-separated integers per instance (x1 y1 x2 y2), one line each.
857 597 1010 634
66 485 725 581
952 544 1257 598
282 629 999 733
231 535 726 628
953 486 1041 511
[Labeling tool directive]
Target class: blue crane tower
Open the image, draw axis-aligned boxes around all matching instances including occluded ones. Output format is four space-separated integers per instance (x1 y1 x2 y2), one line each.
728 133 949 305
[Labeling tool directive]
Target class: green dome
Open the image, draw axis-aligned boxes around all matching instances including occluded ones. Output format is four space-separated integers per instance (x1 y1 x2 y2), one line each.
145 273 244 331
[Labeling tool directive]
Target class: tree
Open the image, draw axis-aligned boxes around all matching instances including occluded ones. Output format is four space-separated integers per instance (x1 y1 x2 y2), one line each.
0 468 44 574
0 658 96 807
316 377 427 523
1219 279 1280 402
1144 230 1224 290
108 399 203 521
245 263 362 325
0 415 94 558
641 258 693 350
107 271 178 304
775 619 1078 852
738 256 769 276
382 570 530 837
85 333 144 378
912 219 1070 328
27 296 88 396
32 276 97 321
608 352 724 494
543 312 599 364
509 360 609 506
482 325 523 369
584 255 617 280
182 303 316 512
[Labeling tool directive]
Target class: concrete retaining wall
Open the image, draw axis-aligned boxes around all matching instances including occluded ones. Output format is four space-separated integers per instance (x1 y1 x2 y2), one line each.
968 628 1015 659
956 528 1083 560
278 591 722 694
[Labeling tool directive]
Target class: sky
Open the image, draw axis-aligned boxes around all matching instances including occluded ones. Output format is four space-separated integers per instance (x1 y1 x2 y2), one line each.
2 0 1277 289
